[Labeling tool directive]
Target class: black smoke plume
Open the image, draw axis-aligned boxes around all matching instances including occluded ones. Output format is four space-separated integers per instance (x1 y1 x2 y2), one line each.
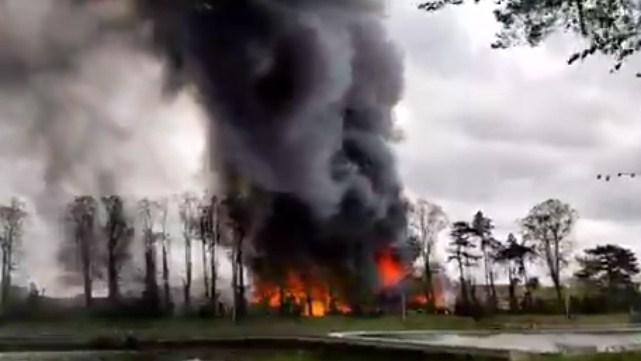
140 0 407 292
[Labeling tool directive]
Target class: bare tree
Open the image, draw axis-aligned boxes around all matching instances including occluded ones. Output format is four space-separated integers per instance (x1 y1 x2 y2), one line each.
179 193 200 310
220 192 251 322
210 196 222 311
0 198 27 308
231 223 246 321
198 199 210 300
157 198 172 311
410 199 448 312
101 195 133 305
138 198 161 311
521 199 577 311
68 196 98 308
198 195 222 312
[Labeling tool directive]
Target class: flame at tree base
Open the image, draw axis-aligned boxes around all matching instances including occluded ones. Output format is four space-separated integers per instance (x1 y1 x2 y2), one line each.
252 271 352 317
251 247 450 317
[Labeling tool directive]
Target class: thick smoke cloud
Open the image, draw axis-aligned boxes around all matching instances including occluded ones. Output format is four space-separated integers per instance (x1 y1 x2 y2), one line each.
0 0 207 292
142 0 407 287
0 0 407 293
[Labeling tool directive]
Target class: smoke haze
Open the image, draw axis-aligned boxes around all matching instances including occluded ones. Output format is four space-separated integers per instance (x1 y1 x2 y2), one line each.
0 0 208 293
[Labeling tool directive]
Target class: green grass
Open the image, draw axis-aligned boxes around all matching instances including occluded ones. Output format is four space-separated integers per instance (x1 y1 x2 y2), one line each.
0 314 474 340
0 313 632 340
0 313 635 360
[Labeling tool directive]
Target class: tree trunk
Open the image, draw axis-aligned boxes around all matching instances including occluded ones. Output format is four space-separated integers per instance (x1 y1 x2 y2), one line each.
162 242 171 310
424 256 435 312
201 239 209 299
508 266 517 312
81 253 92 308
233 229 246 321
80 231 93 309
1 242 8 308
231 249 238 322
518 258 529 285
518 257 531 311
183 235 192 309
209 242 217 312
489 268 498 310
575 0 587 35
543 240 564 311
456 249 468 309
237 240 246 318
553 232 565 313
483 248 492 301
306 291 313 317
279 283 286 315
483 246 497 311
1 230 12 308
143 231 159 311
107 236 119 304
552 240 564 312
6 235 11 305
552 272 564 312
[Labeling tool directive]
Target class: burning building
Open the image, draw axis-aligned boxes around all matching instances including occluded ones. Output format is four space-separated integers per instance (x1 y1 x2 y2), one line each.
138 0 408 314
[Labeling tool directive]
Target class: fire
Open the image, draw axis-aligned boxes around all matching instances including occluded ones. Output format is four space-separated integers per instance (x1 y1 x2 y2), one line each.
409 276 448 310
252 271 351 317
413 294 429 305
309 300 326 317
252 247 414 316
411 293 448 311
375 248 406 289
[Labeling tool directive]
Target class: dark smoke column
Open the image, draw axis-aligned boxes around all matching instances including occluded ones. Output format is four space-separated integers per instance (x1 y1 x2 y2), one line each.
141 0 406 297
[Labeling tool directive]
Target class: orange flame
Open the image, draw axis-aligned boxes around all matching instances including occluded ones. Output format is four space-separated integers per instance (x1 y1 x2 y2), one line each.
413 294 428 305
253 247 412 316
375 248 406 289
252 271 351 317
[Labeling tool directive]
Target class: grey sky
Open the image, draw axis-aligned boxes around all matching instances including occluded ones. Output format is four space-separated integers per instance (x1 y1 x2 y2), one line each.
387 1 641 276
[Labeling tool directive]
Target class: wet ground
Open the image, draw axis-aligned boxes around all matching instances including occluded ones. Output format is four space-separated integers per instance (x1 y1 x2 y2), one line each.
351 330 641 354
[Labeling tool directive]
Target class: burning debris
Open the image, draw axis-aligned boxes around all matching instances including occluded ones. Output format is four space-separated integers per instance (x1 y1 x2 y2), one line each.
252 270 352 317
251 245 419 317
139 0 408 309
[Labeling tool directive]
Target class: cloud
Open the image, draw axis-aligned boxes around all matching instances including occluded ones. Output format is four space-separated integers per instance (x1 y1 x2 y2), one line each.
387 0 641 261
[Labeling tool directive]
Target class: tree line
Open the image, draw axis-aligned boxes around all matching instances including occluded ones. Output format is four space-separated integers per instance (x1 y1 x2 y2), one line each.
0 194 638 319
409 198 641 316
0 192 253 320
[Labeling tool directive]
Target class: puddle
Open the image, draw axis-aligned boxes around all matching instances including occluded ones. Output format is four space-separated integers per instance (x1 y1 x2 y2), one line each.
356 331 641 353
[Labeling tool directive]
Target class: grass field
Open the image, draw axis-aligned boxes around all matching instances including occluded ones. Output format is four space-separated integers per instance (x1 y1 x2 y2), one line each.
0 314 474 340
0 313 635 360
0 312 632 340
